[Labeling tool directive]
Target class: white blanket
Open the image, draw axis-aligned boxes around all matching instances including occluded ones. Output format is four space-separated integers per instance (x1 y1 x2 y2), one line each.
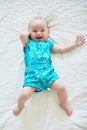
0 0 87 130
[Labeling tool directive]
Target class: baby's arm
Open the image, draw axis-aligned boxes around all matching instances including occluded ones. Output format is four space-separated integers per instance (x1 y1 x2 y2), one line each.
52 35 85 54
20 34 28 47
20 32 31 47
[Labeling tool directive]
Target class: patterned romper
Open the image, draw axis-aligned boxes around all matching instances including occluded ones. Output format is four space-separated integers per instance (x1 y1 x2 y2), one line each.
23 39 59 92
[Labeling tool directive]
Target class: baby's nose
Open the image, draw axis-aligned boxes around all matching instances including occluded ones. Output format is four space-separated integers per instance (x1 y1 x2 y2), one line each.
37 31 41 34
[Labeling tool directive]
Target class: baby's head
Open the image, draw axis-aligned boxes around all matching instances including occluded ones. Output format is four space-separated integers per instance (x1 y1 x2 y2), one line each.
29 17 49 41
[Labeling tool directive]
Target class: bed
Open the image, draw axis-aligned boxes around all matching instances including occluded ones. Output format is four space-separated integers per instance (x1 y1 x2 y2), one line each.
0 0 87 130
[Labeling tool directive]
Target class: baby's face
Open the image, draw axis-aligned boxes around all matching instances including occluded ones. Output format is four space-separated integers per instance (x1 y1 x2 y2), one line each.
29 19 49 41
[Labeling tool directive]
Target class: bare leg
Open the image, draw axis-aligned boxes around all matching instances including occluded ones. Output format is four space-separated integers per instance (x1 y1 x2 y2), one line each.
13 87 37 115
50 79 73 116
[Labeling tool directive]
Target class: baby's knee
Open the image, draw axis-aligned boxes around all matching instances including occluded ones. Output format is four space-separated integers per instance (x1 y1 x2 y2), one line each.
21 92 31 100
58 83 66 91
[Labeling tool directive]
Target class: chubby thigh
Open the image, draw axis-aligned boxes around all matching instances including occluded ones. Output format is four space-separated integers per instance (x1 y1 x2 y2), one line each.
50 79 66 91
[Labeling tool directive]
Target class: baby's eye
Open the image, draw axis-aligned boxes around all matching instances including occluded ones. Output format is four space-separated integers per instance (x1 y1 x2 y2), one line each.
41 30 44 32
33 30 37 32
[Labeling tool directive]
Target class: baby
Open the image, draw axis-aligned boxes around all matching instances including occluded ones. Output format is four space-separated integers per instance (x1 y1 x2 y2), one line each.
13 17 85 116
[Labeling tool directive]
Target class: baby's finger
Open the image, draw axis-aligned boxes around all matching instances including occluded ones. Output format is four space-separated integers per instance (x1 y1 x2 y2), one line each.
82 39 86 43
81 38 86 44
77 35 79 41
81 37 85 43
79 35 85 41
77 35 82 41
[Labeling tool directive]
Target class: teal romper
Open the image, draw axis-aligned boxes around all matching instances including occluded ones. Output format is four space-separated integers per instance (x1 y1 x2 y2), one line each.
23 39 59 92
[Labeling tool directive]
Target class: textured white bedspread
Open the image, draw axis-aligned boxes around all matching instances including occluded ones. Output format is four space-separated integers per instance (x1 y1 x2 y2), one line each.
0 0 87 130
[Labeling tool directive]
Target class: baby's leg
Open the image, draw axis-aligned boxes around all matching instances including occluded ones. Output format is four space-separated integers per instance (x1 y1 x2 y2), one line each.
50 79 73 116
13 87 37 115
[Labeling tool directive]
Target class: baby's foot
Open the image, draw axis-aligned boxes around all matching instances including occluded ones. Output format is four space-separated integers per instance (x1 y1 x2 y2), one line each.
60 104 73 116
13 105 24 115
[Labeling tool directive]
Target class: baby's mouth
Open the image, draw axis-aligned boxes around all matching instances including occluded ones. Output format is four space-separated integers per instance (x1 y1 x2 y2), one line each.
36 37 43 40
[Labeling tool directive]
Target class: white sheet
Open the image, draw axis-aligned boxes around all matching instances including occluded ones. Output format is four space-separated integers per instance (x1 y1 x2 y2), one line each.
0 0 87 130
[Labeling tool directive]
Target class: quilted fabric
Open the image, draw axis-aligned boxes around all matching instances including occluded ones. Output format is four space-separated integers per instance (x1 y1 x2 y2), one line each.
0 0 87 130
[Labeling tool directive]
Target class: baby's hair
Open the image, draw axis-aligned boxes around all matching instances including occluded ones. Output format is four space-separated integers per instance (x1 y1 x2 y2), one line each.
28 16 48 30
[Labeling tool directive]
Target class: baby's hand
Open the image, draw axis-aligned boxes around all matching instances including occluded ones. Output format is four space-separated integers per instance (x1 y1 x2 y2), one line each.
75 35 85 46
